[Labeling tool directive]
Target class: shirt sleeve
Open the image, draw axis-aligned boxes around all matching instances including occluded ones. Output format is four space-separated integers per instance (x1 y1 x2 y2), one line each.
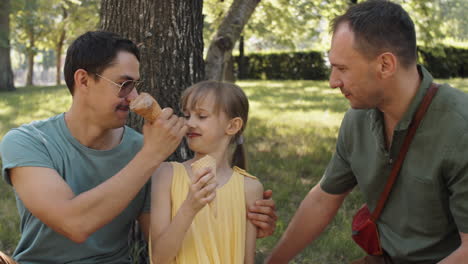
0 127 55 185
446 132 468 233
320 111 357 194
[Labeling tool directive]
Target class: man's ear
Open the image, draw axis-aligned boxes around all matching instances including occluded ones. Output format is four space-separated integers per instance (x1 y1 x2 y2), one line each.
74 69 91 95
226 117 243 136
377 52 397 79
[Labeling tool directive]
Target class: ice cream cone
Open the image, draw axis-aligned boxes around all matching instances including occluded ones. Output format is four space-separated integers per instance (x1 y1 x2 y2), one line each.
191 155 217 217
129 92 162 122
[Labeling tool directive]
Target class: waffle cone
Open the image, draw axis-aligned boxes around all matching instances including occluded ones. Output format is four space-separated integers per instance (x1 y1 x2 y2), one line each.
191 155 217 216
129 92 162 122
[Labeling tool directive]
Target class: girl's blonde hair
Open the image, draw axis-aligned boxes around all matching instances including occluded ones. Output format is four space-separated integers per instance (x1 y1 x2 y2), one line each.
181 80 249 169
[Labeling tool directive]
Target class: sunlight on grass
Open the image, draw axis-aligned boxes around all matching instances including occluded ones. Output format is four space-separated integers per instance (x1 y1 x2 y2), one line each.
1 79 468 262
0 86 71 140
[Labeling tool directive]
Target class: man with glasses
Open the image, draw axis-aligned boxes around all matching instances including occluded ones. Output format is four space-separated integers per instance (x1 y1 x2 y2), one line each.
0 31 277 263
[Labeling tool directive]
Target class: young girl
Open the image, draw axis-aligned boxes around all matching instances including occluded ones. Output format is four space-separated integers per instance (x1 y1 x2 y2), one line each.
149 80 263 264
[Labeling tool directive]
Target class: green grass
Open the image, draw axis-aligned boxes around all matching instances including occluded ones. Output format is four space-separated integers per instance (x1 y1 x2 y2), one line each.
1 79 468 262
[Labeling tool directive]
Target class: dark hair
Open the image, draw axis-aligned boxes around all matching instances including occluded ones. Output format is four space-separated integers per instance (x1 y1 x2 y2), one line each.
181 81 249 170
64 31 140 95
331 0 417 68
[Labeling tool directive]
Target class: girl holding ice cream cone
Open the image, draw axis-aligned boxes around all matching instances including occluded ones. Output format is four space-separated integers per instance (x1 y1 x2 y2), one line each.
149 80 263 264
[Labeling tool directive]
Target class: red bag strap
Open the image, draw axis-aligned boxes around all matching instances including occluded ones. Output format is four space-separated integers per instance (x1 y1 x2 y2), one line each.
370 82 439 221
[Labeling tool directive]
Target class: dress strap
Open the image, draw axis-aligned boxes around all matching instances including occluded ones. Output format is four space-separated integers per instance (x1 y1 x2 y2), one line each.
233 166 258 180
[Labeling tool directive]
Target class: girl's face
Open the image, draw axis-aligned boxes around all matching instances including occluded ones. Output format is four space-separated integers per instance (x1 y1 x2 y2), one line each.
183 92 232 154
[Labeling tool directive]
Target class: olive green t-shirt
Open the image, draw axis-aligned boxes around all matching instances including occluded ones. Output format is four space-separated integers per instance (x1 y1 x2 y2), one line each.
320 66 468 263
0 113 151 264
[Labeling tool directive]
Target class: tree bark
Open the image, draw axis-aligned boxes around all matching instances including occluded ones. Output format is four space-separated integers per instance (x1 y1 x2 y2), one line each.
100 0 204 159
205 0 260 81
0 0 15 91
238 34 245 79
56 6 68 86
26 28 35 86
56 31 65 86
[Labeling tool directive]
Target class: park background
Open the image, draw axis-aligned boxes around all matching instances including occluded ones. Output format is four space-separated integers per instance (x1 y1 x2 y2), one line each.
0 0 467 263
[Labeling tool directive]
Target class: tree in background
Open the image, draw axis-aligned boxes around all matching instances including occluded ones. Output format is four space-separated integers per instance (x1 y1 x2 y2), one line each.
204 0 261 81
205 0 467 55
0 0 15 92
10 0 99 86
11 0 51 86
42 0 99 85
203 0 349 53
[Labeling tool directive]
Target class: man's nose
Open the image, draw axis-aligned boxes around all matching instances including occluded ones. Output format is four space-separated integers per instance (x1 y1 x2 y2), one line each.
125 87 139 101
329 69 343 89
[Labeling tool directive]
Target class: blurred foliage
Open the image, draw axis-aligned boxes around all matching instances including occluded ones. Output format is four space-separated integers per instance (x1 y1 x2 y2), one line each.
203 0 468 52
9 0 99 70
234 50 329 80
418 46 468 78
233 46 468 80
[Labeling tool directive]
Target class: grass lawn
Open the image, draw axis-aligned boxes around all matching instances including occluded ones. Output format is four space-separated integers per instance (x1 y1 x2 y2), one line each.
1 78 468 262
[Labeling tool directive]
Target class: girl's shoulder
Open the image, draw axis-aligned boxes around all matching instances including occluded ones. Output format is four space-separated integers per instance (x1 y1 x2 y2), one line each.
233 166 258 180
234 167 263 201
152 162 178 185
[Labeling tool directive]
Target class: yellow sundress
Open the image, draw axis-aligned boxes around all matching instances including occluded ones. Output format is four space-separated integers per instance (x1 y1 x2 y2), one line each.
150 162 258 264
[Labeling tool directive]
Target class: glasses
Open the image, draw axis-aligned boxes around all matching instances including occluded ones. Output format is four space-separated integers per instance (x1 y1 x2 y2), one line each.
95 73 143 98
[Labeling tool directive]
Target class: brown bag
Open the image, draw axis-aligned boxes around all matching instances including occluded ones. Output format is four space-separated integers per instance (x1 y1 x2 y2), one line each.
351 83 439 256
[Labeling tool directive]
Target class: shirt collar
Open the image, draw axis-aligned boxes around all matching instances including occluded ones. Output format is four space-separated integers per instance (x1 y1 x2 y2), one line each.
368 65 434 132
394 65 434 131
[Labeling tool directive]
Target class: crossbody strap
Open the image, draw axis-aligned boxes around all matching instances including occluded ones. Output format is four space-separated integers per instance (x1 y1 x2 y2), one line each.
370 82 440 221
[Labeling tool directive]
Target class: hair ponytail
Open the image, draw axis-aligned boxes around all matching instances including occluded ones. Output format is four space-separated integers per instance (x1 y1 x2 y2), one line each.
231 142 247 170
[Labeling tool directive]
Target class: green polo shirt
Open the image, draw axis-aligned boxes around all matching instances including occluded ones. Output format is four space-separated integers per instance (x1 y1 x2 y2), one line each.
320 66 468 263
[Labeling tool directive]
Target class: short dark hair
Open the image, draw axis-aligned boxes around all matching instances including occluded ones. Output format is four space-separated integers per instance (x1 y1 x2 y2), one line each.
64 31 140 95
331 0 417 68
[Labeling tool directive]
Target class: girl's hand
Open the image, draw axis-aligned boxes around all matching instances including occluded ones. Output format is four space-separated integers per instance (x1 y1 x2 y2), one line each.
183 167 217 216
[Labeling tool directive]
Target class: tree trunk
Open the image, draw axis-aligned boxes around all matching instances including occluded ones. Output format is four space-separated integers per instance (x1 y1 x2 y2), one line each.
205 0 260 81
0 0 15 91
56 6 68 86
100 0 204 162
56 29 66 86
26 30 35 86
26 50 34 86
238 34 245 79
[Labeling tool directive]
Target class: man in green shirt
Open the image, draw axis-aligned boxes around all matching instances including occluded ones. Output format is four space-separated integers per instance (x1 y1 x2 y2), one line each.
0 31 277 263
265 1 468 264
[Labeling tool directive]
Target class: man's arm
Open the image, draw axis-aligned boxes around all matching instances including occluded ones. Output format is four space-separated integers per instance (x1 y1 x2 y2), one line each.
10 109 187 243
437 233 468 263
264 184 350 264
11 151 158 243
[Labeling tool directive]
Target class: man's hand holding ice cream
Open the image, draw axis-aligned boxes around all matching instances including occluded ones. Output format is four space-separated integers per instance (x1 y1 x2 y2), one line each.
131 92 187 165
